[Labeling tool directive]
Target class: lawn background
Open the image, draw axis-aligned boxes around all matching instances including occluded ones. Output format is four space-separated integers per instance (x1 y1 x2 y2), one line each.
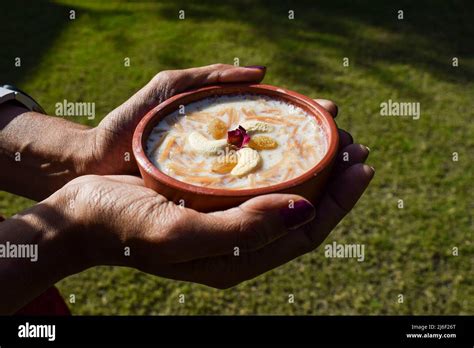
0 0 472 314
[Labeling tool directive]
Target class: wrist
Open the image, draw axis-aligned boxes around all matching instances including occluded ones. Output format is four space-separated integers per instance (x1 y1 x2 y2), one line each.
43 188 98 273
0 103 97 200
0 197 88 313
71 128 99 176
47 177 132 269
36 127 97 199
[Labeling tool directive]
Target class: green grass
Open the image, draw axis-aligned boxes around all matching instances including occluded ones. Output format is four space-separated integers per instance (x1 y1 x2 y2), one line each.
1 0 472 314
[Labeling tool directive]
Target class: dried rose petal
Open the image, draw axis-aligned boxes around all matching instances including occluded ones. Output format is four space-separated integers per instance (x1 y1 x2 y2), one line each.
227 126 250 149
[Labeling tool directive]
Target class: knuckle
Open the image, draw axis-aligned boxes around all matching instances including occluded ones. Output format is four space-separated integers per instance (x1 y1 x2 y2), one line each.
154 70 174 81
211 63 227 70
151 71 179 102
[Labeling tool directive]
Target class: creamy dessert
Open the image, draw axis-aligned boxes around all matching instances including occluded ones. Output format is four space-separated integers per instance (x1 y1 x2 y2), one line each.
146 94 328 189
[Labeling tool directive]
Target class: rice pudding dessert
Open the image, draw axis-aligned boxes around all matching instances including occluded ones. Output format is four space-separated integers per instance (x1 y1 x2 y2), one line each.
146 95 328 189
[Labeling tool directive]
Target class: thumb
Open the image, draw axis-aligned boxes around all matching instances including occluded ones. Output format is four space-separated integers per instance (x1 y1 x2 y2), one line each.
101 64 266 134
156 194 315 263
237 194 316 231
154 194 315 262
154 63 266 98
206 194 316 252
181 63 266 88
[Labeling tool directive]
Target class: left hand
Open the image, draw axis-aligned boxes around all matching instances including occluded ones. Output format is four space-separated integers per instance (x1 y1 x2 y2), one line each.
89 64 267 175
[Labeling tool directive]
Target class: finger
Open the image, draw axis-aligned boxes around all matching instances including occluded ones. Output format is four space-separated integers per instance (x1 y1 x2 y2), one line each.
314 99 338 118
159 194 315 263
310 163 374 240
332 144 370 175
156 164 374 288
170 63 266 92
338 129 353 149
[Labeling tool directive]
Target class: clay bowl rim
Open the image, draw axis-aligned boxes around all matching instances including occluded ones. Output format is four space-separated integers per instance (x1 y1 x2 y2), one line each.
132 83 339 197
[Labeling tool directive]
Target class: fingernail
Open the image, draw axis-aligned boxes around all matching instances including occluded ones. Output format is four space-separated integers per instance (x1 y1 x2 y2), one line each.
280 200 316 229
365 145 371 152
244 65 266 71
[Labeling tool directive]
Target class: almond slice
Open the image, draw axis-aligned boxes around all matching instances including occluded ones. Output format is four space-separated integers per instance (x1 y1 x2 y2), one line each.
208 118 228 139
240 120 274 133
231 148 261 176
188 131 227 155
248 135 278 150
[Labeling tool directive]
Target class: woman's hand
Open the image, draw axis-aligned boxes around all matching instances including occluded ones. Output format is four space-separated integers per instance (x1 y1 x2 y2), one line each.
49 101 373 289
89 64 267 175
0 97 372 313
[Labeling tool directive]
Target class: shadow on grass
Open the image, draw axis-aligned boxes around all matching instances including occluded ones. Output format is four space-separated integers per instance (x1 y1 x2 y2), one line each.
0 0 71 87
156 0 474 97
1 0 472 97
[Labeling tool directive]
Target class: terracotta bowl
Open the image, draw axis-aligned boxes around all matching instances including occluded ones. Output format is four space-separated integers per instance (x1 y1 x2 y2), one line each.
133 84 339 212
